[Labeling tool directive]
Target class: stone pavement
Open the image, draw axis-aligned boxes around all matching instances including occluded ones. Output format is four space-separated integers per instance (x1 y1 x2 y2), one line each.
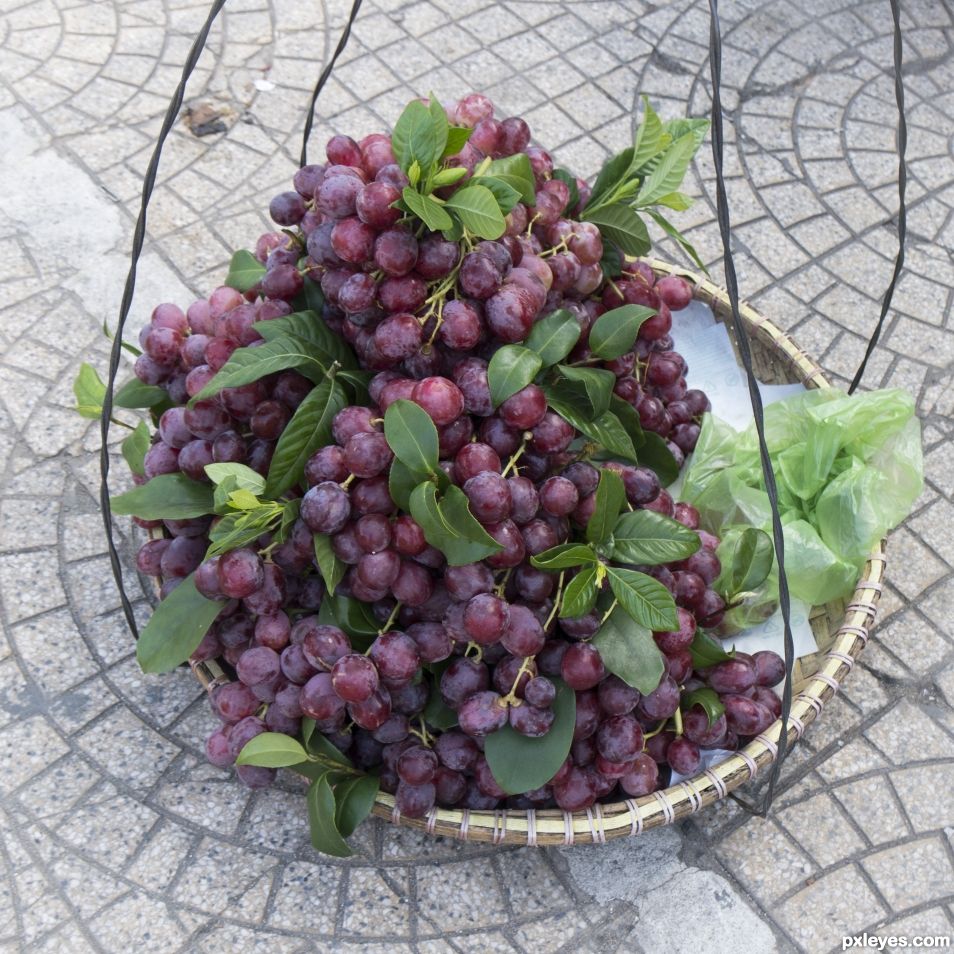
0 0 953 951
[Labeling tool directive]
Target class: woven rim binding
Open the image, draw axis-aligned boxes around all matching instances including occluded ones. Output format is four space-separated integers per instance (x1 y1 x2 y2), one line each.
174 258 886 846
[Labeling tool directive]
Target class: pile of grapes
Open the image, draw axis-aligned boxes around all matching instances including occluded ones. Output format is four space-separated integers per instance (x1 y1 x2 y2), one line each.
99 93 784 851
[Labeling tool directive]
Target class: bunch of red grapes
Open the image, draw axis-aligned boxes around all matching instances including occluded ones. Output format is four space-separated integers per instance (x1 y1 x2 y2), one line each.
130 93 785 815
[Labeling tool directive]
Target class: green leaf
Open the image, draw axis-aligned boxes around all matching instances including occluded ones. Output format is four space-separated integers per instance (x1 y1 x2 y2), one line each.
302 719 354 766
606 566 679 631
530 543 598 570
588 305 656 360
392 100 443 173
484 680 576 795
110 473 214 520
545 387 639 463
294 275 325 315
427 95 450 160
524 309 581 367
651 191 693 212
254 309 357 370
409 483 502 566
334 775 380 837
384 399 440 477
225 249 266 293
486 154 535 204
195 334 327 402
561 566 598 617
662 117 710 156
264 378 347 498
388 458 423 512
431 166 469 189
636 430 681 485
443 184 506 240
274 497 301 544
586 468 626 544
422 687 459 730
314 532 346 596
612 509 701 565
236 732 308 767
136 575 223 673
609 395 647 452
681 687 725 726
337 368 373 404
583 203 651 257
121 421 150 476
212 474 239 513
402 187 454 231
473 175 520 214
488 345 542 408
554 365 615 419
307 774 352 857
586 147 635 211
551 168 580 211
599 244 623 281
688 628 735 669
224 488 261 511
441 125 472 158
632 99 668 171
646 208 709 274
113 378 169 409
591 604 665 695
73 363 106 418
637 132 698 206
715 527 775 597
204 463 266 492
206 506 282 557
416 484 503 566
323 592 380 644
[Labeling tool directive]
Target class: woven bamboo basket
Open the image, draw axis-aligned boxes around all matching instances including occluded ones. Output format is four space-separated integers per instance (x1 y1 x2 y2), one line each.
170 257 885 846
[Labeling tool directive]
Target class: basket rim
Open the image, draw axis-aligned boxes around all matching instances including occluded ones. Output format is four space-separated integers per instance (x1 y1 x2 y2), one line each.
180 257 885 847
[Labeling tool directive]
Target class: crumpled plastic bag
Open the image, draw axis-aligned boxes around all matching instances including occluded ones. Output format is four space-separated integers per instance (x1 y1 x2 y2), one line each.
680 388 923 606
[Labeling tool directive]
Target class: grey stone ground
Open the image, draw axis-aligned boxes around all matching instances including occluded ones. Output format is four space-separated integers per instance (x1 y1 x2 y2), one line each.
0 0 953 951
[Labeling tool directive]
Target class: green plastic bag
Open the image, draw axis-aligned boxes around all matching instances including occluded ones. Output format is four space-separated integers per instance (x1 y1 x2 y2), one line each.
681 388 922 606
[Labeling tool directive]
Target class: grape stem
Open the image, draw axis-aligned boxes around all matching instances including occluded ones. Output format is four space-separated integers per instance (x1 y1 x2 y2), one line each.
498 655 534 708
600 598 618 623
501 433 531 477
408 717 434 747
493 568 512 597
377 601 403 636
544 572 566 629
464 641 484 663
673 706 684 737
538 237 569 259
339 473 356 489
642 719 668 744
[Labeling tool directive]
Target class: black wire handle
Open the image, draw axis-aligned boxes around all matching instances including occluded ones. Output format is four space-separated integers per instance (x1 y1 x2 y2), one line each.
300 0 365 167
849 0 906 395
706 0 795 814
100 0 229 642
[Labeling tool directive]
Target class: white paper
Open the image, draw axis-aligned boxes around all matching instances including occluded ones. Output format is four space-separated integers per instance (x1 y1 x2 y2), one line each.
667 303 818 683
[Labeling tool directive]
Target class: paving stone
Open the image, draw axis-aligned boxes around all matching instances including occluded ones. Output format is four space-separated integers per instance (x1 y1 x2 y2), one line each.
862 836 954 911
832 775 912 846
775 865 888 953
777 792 867 868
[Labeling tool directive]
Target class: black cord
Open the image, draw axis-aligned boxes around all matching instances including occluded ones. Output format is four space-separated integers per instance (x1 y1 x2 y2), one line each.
706 0 795 816
849 0 906 395
300 0 365 167
100 0 228 641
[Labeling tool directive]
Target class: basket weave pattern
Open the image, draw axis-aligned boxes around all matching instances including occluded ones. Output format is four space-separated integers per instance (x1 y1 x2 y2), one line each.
179 259 885 846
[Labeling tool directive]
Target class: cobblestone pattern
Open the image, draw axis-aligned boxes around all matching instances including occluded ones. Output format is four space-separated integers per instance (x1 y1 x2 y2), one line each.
0 0 952 952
